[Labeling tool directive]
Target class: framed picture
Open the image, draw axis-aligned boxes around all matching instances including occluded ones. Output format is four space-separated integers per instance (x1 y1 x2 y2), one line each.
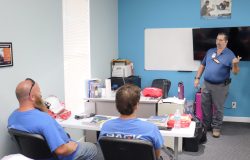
201 0 232 19
0 42 13 67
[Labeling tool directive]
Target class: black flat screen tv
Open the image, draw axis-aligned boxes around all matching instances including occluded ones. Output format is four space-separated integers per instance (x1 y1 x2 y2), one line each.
192 26 250 61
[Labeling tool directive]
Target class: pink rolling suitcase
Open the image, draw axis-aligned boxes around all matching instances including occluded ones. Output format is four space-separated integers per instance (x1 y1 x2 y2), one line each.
195 89 215 122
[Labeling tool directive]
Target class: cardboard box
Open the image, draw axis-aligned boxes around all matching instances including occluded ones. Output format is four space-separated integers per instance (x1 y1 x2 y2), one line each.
112 64 133 77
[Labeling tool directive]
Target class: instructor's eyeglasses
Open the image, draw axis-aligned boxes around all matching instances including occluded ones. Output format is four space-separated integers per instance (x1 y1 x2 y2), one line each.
25 78 35 96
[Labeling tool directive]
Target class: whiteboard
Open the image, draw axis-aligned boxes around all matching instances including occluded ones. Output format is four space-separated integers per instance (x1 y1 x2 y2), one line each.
145 28 200 71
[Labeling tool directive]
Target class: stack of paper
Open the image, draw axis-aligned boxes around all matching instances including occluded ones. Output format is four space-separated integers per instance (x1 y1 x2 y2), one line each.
162 97 185 104
146 115 168 129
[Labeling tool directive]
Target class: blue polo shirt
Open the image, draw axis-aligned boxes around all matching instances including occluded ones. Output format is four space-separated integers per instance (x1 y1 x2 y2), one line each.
202 47 235 84
99 118 164 150
8 109 78 160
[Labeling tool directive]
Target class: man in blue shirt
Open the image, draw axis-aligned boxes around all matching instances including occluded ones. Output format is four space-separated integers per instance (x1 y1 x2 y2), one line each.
8 78 97 160
194 32 241 138
99 84 165 160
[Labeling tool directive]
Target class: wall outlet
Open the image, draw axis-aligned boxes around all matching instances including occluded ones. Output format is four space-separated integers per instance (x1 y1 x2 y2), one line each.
232 101 237 109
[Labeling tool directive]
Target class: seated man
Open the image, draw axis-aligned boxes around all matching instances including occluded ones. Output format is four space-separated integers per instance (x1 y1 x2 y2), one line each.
99 84 166 160
8 78 97 160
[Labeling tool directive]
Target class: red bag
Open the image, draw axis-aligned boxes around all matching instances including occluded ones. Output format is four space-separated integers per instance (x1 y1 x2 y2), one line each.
48 107 71 120
142 87 163 98
45 96 71 120
167 114 192 128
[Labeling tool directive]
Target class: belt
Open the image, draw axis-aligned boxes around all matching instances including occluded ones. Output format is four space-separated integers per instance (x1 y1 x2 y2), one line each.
205 78 231 85
205 80 224 84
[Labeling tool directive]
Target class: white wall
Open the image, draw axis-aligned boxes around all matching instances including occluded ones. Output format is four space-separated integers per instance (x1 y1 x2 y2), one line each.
90 0 118 81
0 0 64 157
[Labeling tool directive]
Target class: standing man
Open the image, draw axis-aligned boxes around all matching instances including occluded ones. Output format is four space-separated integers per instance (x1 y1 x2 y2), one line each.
194 32 241 138
99 84 167 160
8 78 97 160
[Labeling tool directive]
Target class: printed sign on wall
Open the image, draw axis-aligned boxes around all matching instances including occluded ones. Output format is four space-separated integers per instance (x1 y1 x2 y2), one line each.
201 0 232 19
0 42 13 67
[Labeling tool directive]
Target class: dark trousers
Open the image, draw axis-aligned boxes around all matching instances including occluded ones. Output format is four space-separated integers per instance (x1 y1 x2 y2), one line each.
201 80 229 130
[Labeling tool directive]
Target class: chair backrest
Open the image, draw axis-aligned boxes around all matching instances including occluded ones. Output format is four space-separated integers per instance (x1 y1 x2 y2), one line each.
8 128 58 159
151 79 171 99
99 136 157 160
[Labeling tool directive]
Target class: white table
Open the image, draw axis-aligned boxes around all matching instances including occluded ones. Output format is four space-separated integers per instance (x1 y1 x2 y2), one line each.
58 115 195 160
85 96 161 118
158 100 186 152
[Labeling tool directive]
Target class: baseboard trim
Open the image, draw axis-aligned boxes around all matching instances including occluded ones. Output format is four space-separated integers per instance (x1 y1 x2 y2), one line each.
223 116 250 123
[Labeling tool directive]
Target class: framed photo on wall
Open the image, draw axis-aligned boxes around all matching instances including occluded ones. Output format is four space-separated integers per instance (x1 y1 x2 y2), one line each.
0 42 13 67
201 0 232 19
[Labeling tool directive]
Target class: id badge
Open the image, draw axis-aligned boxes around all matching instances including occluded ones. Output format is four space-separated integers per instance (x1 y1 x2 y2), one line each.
213 58 220 64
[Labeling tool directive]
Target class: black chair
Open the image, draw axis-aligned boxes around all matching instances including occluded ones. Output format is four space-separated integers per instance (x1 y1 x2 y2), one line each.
151 79 171 99
8 128 58 159
99 136 157 160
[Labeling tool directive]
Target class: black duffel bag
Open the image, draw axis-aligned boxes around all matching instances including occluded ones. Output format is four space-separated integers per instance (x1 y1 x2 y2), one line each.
183 116 207 152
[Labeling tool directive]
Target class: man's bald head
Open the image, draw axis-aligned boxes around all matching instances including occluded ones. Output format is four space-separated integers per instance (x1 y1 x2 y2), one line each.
15 80 32 102
15 78 46 112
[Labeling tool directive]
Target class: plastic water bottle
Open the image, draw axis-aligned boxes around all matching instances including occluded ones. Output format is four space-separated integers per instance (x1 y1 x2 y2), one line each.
174 109 181 129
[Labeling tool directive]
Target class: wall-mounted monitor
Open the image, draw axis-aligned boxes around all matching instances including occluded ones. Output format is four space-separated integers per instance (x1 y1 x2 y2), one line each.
193 27 250 61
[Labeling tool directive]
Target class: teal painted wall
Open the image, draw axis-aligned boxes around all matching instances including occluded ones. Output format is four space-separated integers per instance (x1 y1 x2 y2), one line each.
118 0 250 117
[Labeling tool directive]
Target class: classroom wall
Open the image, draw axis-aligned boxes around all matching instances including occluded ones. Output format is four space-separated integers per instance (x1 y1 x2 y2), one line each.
118 0 250 118
90 0 118 80
0 0 64 157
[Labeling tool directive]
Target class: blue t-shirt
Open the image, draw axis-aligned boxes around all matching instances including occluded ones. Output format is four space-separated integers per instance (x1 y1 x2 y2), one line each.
99 118 164 150
202 47 235 83
8 109 78 160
